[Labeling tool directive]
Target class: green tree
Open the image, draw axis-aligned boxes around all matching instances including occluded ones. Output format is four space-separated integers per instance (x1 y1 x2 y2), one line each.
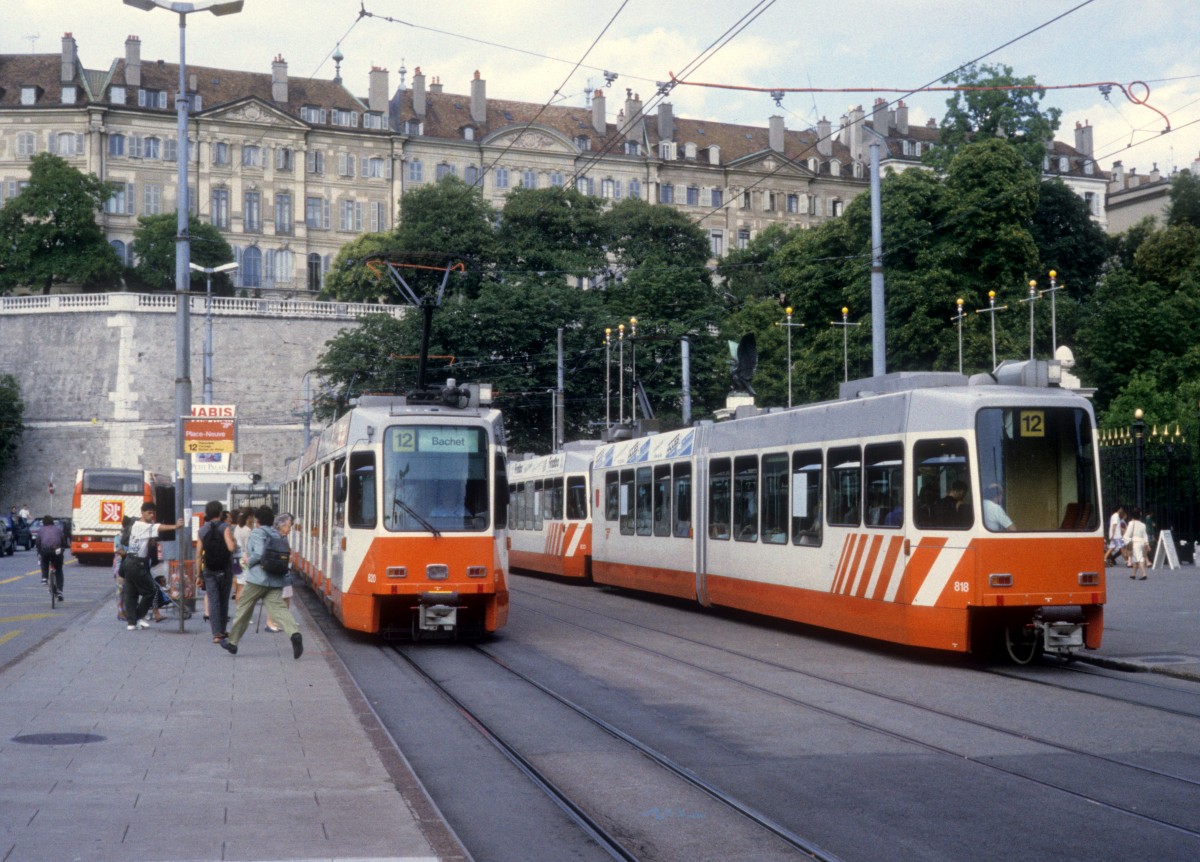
496 187 608 277
0 374 24 472
311 314 413 417
1030 179 1109 299
320 232 410 303
1167 169 1200 229
930 63 1062 173
0 153 120 294
130 213 235 292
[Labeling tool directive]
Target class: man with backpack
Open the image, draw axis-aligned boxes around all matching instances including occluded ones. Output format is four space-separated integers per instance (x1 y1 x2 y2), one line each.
220 507 303 659
196 500 237 644
36 516 66 601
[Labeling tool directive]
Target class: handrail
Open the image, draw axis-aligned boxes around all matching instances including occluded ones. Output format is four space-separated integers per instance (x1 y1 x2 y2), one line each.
0 292 404 320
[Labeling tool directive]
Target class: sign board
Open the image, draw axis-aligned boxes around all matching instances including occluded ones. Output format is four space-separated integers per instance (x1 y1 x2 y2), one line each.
1152 529 1180 570
191 404 237 418
183 417 236 453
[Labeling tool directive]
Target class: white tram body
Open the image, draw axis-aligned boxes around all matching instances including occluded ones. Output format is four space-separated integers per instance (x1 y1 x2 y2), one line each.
508 442 600 579
587 363 1106 655
280 386 509 637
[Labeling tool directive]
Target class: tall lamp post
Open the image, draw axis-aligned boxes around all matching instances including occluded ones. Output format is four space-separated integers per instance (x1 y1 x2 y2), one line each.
830 307 860 383
189 261 238 404
951 298 966 374
1019 279 1040 360
604 328 612 432
1042 270 1063 355
976 290 1008 372
124 0 244 625
774 306 803 407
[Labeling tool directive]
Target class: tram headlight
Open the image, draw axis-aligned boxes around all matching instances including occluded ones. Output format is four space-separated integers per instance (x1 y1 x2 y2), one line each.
427 564 449 580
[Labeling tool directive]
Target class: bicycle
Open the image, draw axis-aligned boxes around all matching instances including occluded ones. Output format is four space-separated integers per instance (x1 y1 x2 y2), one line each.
41 547 64 609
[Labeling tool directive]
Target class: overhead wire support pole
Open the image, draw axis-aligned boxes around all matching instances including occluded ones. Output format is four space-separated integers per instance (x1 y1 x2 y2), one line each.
367 258 464 393
862 126 887 377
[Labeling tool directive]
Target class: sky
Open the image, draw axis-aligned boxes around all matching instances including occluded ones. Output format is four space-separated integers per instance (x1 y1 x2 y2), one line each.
4 0 1199 176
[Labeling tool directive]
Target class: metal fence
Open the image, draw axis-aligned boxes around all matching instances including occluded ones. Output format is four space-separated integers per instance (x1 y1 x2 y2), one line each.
1099 416 1198 554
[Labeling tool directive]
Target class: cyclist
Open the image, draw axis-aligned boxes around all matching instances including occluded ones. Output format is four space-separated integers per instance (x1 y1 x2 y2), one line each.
36 516 66 601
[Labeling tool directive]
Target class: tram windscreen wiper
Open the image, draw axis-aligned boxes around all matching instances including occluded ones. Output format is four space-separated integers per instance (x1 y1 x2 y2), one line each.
393 494 441 537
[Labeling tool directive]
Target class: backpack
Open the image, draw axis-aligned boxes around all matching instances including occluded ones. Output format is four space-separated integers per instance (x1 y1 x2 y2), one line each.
202 522 231 571
119 516 135 553
260 531 291 577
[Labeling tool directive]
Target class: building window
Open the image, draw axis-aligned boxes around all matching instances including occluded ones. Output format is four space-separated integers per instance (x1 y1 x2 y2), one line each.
107 134 125 157
274 193 292 234
307 253 323 291
305 196 327 229
601 178 616 199
364 112 385 130
211 188 230 228
786 193 799 214
18 131 39 156
143 137 160 160
370 200 387 232
163 137 177 161
365 156 386 179
624 141 641 156
275 147 293 172
575 135 590 151
576 176 594 195
737 229 750 249
550 172 564 188
494 167 509 189
306 149 324 174
686 186 700 206
242 145 262 168
404 119 421 135
213 142 230 166
436 163 455 180
301 105 326 124
337 152 356 177
763 192 776 211
110 85 126 104
710 230 724 257
659 183 674 204
711 188 723 207
831 199 844 217
339 199 362 232
143 184 162 215
520 170 536 189
20 87 37 106
138 88 167 109
61 86 77 104
1059 156 1069 173
628 179 641 199
241 247 262 288
109 240 131 267
244 191 262 232
331 109 358 127
408 159 423 182
1084 191 1097 215
464 165 480 186
105 182 135 215
741 190 751 209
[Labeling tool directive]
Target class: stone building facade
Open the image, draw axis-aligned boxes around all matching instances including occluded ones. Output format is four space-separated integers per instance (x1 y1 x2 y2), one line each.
1 33 1106 291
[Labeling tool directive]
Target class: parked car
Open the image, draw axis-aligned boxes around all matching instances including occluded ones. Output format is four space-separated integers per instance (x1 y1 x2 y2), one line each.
0 519 14 556
9 516 33 551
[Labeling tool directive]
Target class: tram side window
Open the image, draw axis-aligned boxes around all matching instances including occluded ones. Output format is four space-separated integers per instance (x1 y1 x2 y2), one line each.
619 469 635 535
605 472 619 522
332 457 347 527
913 438 973 530
708 459 731 540
653 465 671 537
761 453 788 544
792 450 823 546
827 446 861 527
733 455 758 542
347 452 376 528
533 480 545 531
865 442 903 528
566 476 587 520
547 477 564 521
636 467 653 536
673 463 692 538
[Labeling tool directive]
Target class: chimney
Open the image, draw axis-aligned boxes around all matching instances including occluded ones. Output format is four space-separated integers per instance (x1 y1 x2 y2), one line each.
870 97 890 135
623 90 644 144
1126 166 1140 188
369 66 389 113
895 100 909 135
816 117 832 156
60 33 77 84
658 101 674 142
429 76 443 94
768 115 785 152
1109 160 1125 192
412 67 426 117
845 105 865 162
1150 163 1161 183
1074 120 1094 159
124 35 141 87
592 89 606 135
470 70 486 124
271 55 288 103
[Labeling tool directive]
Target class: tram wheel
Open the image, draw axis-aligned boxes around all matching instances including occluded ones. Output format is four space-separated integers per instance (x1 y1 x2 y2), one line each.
1004 624 1042 665
410 614 422 643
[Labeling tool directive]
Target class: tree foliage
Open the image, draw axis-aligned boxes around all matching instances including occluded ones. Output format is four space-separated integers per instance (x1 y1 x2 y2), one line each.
0 153 120 294
130 213 235 292
1167 169 1200 229
0 374 24 472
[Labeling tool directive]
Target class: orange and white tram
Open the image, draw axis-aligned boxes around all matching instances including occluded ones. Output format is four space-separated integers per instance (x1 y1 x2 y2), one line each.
528 361 1106 660
279 382 509 638
507 441 599 579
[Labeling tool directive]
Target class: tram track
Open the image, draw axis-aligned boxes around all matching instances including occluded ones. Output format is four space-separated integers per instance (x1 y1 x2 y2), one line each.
984 661 1200 721
388 641 842 862
510 583 1200 839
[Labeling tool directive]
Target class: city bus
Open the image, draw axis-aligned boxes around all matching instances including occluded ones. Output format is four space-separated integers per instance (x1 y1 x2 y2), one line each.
71 468 174 564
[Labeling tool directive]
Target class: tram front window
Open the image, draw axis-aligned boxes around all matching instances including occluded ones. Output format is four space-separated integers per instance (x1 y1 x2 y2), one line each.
383 425 489 532
976 407 1099 532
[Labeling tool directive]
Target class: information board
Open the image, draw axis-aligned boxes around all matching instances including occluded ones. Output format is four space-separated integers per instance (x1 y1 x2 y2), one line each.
1152 529 1180 570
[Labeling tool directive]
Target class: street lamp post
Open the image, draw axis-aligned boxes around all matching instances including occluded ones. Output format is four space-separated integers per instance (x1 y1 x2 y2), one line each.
189 262 238 404
604 328 612 432
629 317 637 426
975 291 1008 372
1042 270 1063 355
951 298 966 374
1019 279 1039 360
617 323 625 426
830 307 861 383
774 306 803 407
124 0 244 630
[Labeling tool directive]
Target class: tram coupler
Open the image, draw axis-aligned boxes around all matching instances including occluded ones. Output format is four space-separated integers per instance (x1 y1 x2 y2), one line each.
1035 608 1086 657
415 591 461 633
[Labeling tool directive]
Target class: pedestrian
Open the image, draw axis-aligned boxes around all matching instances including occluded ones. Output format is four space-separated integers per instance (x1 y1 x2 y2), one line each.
1105 505 1127 566
122 502 182 630
232 510 254 603
113 514 136 620
1124 506 1150 580
18 503 32 521
195 500 237 644
221 507 303 659
35 515 66 600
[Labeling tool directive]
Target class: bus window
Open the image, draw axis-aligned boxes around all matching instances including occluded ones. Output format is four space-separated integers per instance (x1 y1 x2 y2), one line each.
605 472 619 522
761 453 788 544
347 451 376 528
708 459 731 540
865 442 903 528
976 407 1100 532
636 467 653 536
566 476 588 520
913 439 973 530
734 455 758 542
619 469 634 535
792 450 822 546
672 463 692 538
827 446 861 527
653 465 671 537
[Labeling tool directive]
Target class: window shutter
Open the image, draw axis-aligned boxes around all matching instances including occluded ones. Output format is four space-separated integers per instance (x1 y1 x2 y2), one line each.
125 183 135 214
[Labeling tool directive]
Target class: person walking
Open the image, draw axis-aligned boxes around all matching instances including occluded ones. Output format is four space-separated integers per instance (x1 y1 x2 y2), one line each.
232 510 254 605
35 516 66 600
122 502 182 630
220 507 303 659
196 500 237 644
1124 506 1150 580
1105 505 1127 566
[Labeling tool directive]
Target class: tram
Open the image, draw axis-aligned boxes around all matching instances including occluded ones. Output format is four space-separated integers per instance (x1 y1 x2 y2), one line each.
508 441 600 579
280 380 510 638
520 360 1105 661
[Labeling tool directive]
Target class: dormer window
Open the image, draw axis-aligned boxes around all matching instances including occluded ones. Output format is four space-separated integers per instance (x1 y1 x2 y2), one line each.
1084 160 1094 176
829 158 841 177
61 86 77 104
404 119 422 135
659 141 677 160
575 135 591 152
300 105 326 124
110 85 126 104
138 88 167 109
807 157 819 173
624 141 641 156
20 86 38 105
331 109 358 127
463 127 475 141
1058 156 1069 173
684 142 697 160
364 112 385 130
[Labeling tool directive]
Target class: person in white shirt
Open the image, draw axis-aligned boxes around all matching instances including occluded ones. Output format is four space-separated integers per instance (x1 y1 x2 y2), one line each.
1105 506 1127 566
1123 506 1149 580
982 484 1015 532
121 502 182 630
